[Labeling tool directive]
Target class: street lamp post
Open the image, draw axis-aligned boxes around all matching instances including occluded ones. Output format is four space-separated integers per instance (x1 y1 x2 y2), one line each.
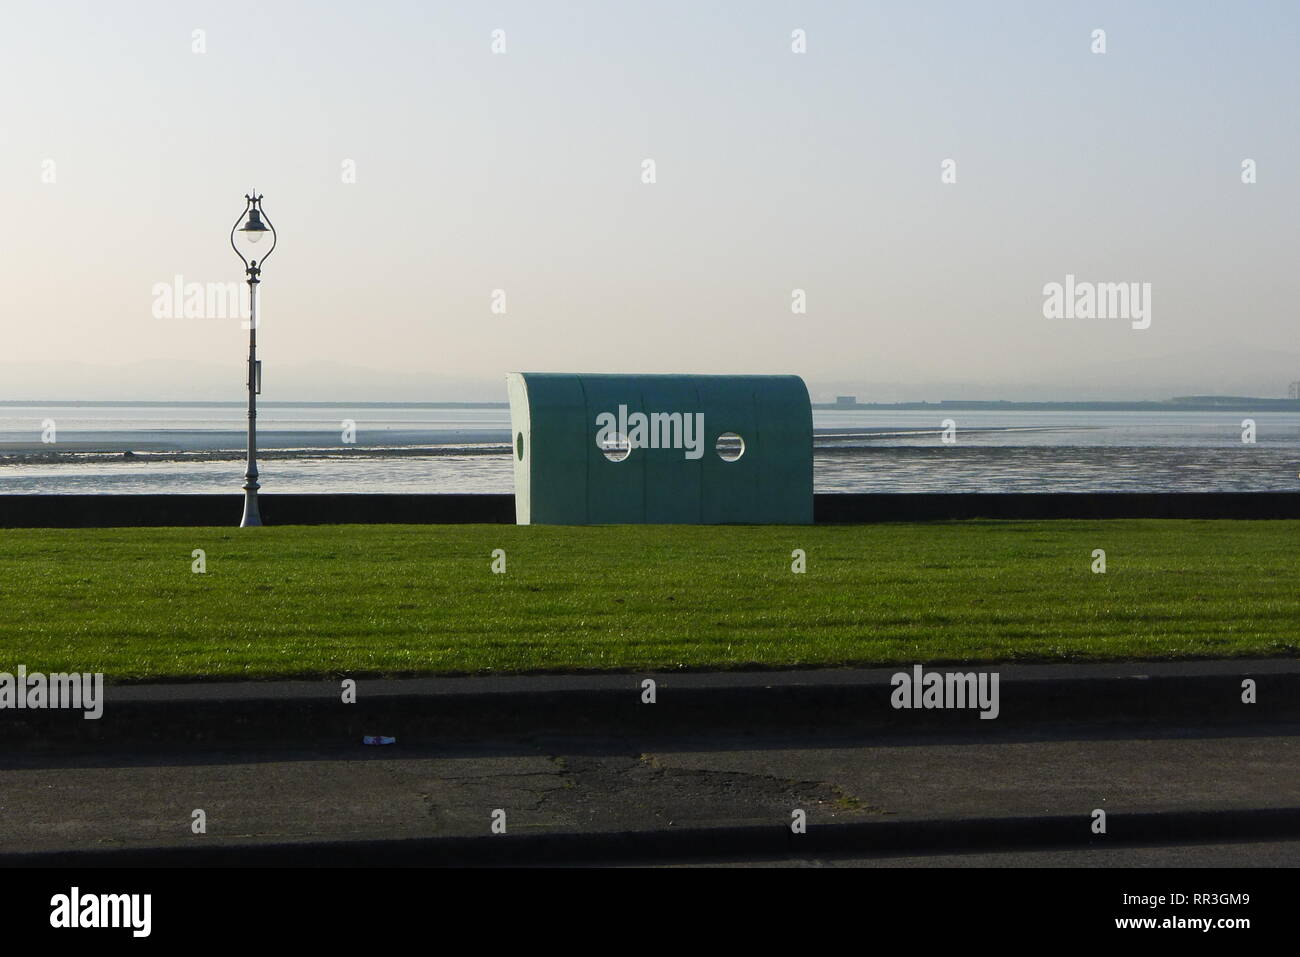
230 190 277 527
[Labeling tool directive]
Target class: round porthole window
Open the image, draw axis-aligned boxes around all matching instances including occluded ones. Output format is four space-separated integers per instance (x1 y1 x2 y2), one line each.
715 432 744 462
599 432 632 462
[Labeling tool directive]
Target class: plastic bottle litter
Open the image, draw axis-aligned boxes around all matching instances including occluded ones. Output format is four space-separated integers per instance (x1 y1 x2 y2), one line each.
362 735 396 745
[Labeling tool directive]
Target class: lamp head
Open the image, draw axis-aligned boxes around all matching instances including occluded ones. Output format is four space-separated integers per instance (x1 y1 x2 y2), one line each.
230 190 277 274
239 207 270 243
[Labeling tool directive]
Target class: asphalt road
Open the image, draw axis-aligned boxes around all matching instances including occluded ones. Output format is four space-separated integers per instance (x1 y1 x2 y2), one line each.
2 724 1295 865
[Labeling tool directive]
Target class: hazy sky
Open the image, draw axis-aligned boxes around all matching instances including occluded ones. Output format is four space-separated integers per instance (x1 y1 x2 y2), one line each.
3 0 1297 402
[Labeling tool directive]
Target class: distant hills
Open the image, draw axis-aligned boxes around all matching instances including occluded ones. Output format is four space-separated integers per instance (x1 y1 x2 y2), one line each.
814 396 1300 412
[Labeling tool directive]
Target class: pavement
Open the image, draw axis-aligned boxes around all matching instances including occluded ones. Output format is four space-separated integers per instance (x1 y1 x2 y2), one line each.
6 658 1297 755
666 841 1300 868
1 659 1296 866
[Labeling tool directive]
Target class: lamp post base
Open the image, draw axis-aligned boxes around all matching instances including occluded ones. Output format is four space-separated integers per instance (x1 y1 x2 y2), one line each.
240 486 262 527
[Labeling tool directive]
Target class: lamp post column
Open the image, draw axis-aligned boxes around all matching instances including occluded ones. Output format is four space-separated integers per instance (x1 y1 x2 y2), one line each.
231 189 275 528
240 268 262 527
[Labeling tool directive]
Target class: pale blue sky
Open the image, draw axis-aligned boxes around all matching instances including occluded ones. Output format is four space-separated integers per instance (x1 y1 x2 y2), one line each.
2 0 1297 401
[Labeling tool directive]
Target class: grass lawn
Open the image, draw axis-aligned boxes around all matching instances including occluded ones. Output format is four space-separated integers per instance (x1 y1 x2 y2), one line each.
1 520 1295 681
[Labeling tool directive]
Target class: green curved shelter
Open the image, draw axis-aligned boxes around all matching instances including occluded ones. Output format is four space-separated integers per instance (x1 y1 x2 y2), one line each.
506 372 813 525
